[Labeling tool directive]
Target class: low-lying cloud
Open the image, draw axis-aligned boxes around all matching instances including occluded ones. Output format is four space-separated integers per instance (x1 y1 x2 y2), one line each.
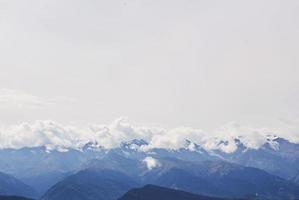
0 118 298 153
142 156 161 170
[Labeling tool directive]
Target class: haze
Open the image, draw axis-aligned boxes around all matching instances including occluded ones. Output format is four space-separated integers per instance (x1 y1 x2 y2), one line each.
0 0 299 132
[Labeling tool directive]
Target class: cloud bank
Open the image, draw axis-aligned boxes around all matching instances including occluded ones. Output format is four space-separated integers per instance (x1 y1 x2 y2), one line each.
0 118 298 153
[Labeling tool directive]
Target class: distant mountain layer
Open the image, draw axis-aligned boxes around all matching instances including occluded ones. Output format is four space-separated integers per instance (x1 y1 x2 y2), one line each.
0 196 33 200
0 172 37 198
217 138 299 179
40 154 299 200
0 138 298 199
118 185 239 200
0 137 298 182
141 159 299 199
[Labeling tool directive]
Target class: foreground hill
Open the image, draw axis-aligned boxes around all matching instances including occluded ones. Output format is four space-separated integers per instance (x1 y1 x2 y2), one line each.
0 172 37 198
0 196 33 200
118 185 239 200
40 169 138 200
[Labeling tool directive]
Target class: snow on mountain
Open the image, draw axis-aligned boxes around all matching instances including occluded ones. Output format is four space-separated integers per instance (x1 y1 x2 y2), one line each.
1 118 297 154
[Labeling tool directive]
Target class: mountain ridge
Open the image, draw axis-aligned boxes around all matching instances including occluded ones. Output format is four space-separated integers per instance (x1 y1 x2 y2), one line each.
118 185 245 200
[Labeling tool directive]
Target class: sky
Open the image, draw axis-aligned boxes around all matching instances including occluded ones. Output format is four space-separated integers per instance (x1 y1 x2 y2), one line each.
0 0 299 134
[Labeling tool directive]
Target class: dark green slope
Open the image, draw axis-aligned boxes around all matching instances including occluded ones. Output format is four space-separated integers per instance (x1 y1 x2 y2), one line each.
118 185 242 200
0 195 33 200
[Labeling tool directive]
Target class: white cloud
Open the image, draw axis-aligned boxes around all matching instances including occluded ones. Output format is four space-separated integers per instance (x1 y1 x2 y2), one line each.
0 118 298 152
142 156 160 170
144 126 206 151
0 120 84 150
88 117 154 149
201 122 279 153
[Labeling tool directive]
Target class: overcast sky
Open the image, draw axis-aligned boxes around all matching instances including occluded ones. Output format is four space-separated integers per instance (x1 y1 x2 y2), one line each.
0 0 298 131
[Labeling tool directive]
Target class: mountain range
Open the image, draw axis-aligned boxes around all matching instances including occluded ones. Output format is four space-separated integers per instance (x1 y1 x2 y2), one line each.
0 137 298 200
